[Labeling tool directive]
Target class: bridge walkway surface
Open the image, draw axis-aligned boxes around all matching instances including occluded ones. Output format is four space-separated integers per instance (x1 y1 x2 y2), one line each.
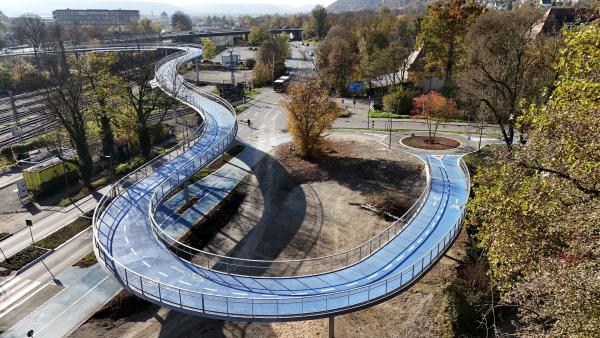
93 46 470 321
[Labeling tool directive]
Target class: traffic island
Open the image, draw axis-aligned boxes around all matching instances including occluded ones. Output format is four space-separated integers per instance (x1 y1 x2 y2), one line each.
401 136 460 150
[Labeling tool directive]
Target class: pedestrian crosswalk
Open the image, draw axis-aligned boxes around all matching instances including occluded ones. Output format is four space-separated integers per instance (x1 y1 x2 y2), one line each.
0 276 46 318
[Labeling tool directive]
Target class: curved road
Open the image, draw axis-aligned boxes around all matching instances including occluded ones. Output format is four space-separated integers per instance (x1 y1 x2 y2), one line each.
93 46 470 321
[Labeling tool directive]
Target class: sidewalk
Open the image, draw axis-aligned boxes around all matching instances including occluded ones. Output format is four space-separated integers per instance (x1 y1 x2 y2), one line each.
2 264 120 338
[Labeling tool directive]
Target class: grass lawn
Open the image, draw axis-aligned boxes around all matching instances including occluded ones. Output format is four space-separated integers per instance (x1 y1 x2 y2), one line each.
368 110 411 119
0 217 91 276
73 251 97 268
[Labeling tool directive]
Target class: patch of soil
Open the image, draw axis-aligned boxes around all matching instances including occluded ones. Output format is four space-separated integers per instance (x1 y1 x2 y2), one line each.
0 246 49 276
93 290 154 321
403 136 460 150
178 191 246 256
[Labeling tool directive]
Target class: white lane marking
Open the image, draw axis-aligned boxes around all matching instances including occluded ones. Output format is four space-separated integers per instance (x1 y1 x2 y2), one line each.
204 288 217 292
425 230 430 235
179 280 192 286
232 292 248 296
142 261 151 268
125 236 129 244
0 279 42 314
384 264 393 271
171 265 185 273
436 215 441 220
346 282 358 287
396 254 405 262
408 245 415 252
158 271 168 277
262 294 276 297
320 287 335 292
368 273 378 280
124 224 127 232
293 292 308 295
35 276 109 334
130 248 137 256
417 238 423 243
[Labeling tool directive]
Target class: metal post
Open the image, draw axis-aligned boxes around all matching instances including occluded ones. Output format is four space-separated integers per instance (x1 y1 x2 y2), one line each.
26 219 34 244
328 316 335 338
195 56 199 84
9 91 23 144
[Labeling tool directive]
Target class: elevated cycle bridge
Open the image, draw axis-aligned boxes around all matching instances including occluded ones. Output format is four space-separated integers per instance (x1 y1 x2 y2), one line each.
92 45 471 321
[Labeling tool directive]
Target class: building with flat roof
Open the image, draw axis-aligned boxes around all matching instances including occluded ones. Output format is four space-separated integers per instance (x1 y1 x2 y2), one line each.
52 9 140 29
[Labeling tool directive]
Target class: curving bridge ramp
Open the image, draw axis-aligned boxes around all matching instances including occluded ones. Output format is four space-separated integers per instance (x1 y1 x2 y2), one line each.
93 46 470 321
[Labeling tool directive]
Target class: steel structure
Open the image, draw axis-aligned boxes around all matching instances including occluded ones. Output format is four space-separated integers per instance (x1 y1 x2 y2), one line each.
92 46 471 321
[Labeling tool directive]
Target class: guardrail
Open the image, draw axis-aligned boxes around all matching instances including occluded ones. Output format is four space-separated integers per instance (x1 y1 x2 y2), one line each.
95 155 468 319
92 45 470 320
149 155 432 277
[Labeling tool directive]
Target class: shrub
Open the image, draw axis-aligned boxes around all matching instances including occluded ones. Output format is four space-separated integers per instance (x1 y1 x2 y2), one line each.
115 156 146 176
245 58 256 69
383 87 416 116
252 61 271 87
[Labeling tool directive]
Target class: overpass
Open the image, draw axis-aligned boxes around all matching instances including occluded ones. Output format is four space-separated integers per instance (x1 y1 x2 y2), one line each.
161 28 303 43
92 44 471 321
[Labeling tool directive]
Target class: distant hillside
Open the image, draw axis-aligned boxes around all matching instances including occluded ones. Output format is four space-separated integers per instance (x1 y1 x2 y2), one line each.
327 0 430 13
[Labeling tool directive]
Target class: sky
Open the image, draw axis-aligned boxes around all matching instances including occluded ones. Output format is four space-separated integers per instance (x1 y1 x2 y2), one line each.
1 0 337 17
152 0 335 6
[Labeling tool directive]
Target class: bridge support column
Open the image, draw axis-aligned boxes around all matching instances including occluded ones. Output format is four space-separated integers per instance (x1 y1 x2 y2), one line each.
184 181 190 205
328 316 335 338
195 57 199 84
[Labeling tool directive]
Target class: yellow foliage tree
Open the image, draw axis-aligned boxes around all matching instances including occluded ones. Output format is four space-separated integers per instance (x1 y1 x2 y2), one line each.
282 80 340 157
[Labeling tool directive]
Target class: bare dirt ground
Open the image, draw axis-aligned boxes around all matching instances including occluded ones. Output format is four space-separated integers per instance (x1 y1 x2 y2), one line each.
70 135 467 337
198 136 425 276
402 136 460 150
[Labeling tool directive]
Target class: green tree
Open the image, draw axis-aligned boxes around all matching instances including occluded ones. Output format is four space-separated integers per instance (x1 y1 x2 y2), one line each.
310 5 329 40
458 8 559 149
76 52 123 157
417 0 484 96
315 25 359 95
468 22 600 336
248 26 269 46
120 53 184 159
44 44 93 188
201 38 217 60
11 14 46 68
383 87 416 116
282 80 341 157
171 11 192 31
256 33 290 82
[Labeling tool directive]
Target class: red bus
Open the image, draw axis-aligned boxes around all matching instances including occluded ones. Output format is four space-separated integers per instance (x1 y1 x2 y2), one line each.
273 76 290 93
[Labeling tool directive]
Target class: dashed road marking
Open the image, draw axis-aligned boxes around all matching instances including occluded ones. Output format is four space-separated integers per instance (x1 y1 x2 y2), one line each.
396 254 405 262
408 245 415 252
320 287 335 292
125 236 129 244
158 271 168 277
204 288 217 292
368 273 378 280
142 261 151 268
179 280 191 286
346 282 358 287
384 264 393 270
171 265 185 273
130 248 137 256
232 292 248 296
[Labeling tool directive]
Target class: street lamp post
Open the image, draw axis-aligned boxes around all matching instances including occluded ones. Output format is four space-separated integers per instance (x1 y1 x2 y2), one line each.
104 155 113 178
26 219 34 244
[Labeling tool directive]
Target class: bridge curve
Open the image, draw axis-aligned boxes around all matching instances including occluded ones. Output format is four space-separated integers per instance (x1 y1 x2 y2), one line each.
93 45 471 321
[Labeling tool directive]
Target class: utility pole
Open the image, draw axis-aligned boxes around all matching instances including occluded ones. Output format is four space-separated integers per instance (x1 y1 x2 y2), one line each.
9 91 23 144
26 219 34 244
388 117 392 149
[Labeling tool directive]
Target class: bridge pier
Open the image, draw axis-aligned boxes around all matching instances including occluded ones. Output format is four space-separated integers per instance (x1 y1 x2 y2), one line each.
328 316 335 338
195 56 199 84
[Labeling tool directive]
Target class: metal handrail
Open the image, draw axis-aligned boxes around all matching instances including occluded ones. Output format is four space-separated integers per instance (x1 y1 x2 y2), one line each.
148 155 432 277
93 45 471 319
95 154 469 318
